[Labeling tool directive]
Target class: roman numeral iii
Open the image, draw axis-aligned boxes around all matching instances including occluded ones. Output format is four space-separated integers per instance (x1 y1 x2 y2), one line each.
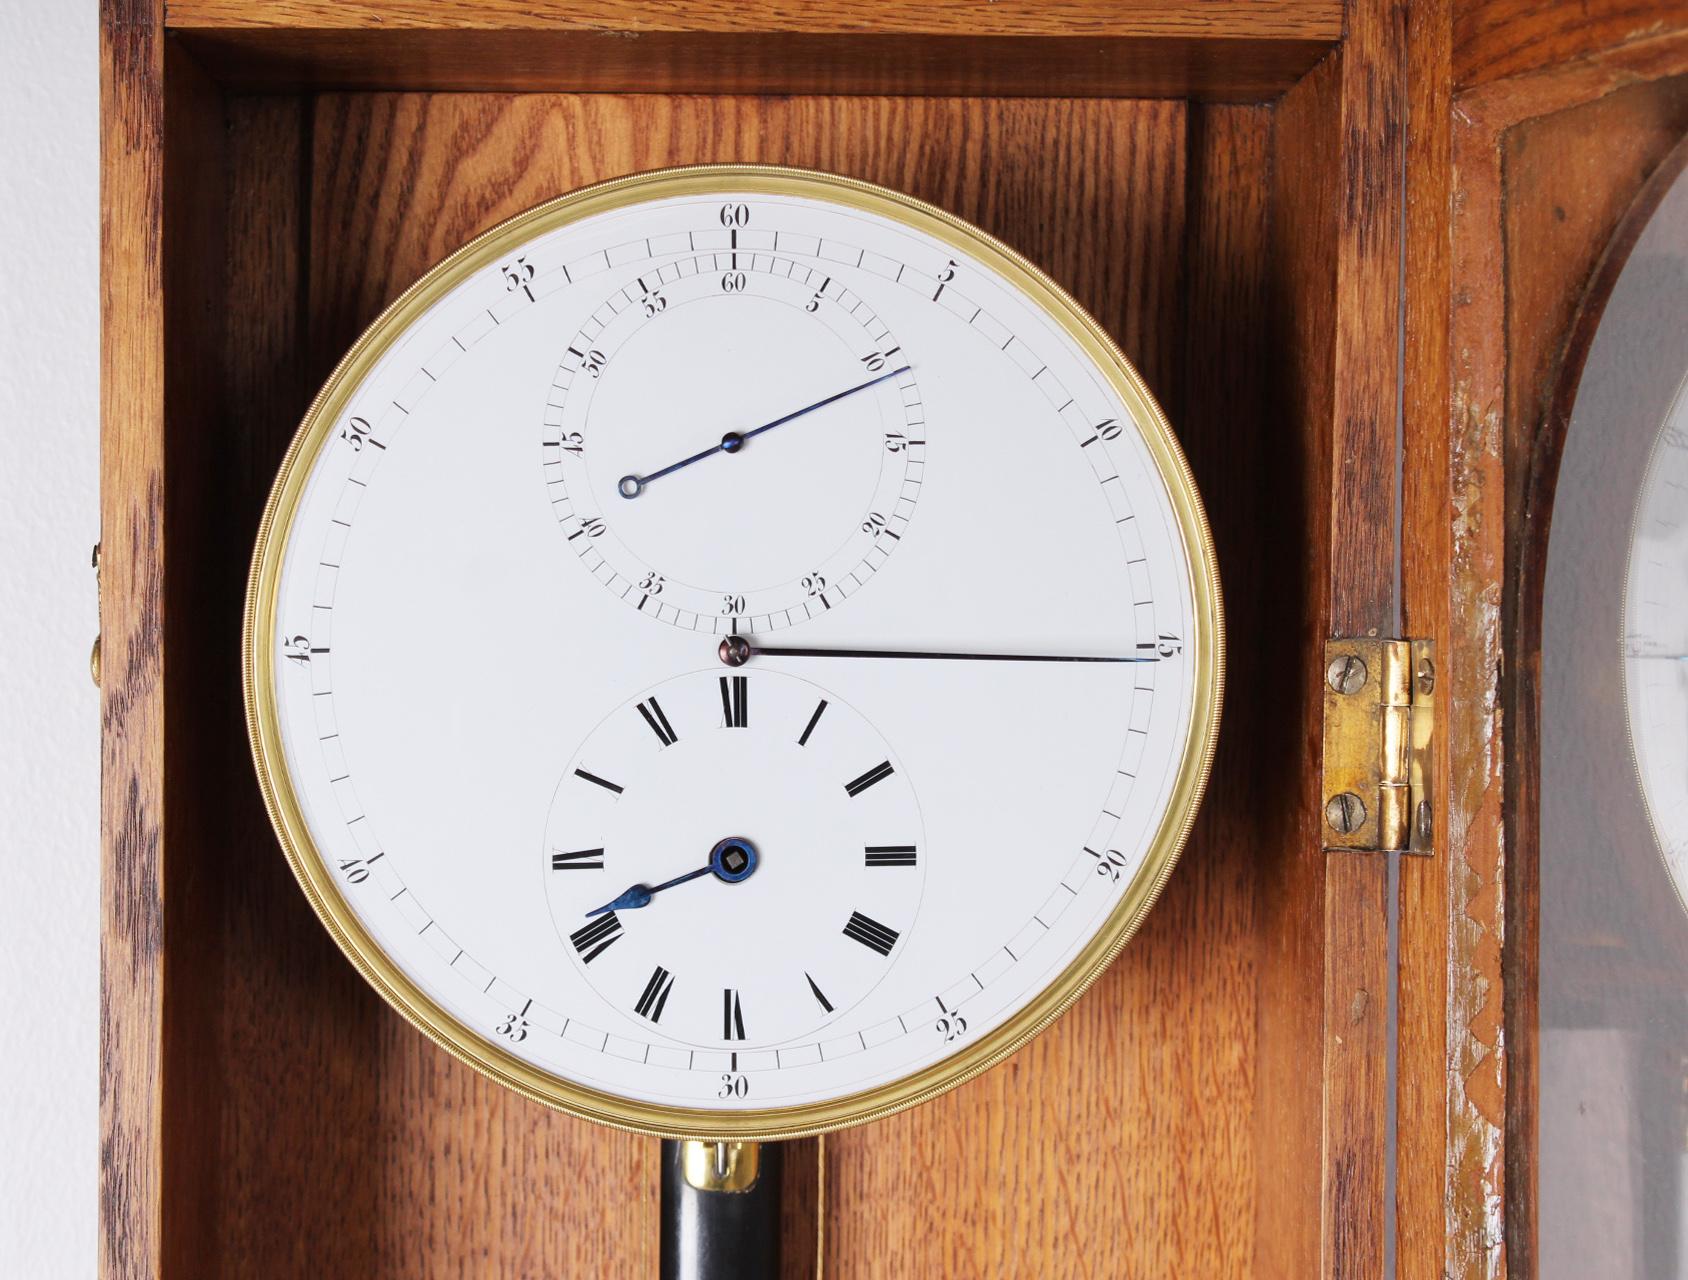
842 911 899 956
865 844 917 867
551 847 604 871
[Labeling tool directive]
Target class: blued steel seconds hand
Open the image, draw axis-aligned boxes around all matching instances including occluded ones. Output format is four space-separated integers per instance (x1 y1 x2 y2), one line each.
617 364 912 498
718 636 1161 666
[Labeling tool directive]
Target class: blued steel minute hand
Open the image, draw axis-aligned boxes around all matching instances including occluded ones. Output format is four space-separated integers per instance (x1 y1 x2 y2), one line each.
617 365 911 498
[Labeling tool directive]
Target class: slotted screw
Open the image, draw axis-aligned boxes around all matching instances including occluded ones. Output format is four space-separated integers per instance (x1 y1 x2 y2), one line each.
1326 654 1367 695
1326 792 1366 835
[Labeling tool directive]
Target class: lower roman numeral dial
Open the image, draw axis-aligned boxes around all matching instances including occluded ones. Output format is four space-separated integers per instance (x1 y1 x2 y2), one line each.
545 669 925 1047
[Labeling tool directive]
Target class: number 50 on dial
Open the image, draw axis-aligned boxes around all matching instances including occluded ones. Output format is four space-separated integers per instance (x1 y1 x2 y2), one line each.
245 165 1223 1139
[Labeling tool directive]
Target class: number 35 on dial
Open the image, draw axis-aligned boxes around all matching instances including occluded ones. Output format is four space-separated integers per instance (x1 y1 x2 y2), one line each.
246 165 1223 1138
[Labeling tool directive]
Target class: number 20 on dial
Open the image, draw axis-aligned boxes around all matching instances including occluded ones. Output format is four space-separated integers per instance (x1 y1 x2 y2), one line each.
246 166 1223 1138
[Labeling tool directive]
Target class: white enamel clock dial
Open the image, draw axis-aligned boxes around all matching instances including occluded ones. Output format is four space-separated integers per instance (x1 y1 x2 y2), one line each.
1624 373 1688 905
247 166 1222 1136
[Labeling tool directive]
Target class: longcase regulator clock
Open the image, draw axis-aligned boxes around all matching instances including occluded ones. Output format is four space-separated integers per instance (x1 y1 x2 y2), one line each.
245 166 1223 1144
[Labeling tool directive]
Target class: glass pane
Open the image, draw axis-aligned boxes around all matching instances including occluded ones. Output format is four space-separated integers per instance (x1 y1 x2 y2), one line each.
1540 155 1688 1279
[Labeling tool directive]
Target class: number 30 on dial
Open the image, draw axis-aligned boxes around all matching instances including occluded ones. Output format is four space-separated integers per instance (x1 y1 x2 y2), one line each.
246 165 1223 1138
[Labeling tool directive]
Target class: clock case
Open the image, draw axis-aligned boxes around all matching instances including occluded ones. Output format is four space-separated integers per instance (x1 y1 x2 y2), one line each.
98 1 1688 1276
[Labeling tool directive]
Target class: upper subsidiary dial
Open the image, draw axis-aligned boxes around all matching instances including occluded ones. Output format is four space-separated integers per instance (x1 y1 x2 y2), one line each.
542 238 925 633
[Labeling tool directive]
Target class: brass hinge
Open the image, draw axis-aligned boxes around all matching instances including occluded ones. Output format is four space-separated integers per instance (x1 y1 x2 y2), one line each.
1321 638 1435 855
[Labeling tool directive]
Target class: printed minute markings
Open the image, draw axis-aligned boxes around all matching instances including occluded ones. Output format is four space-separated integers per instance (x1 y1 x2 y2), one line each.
539 241 921 636
293 206 1167 1080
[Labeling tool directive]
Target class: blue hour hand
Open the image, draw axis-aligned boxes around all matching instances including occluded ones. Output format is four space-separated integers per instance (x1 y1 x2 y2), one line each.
583 836 759 917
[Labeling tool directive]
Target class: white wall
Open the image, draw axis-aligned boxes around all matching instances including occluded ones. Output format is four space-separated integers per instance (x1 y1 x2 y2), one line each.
0 0 101 1274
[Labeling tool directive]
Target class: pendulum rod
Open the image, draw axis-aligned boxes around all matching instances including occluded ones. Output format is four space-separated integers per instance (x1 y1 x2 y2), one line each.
660 1138 782 1280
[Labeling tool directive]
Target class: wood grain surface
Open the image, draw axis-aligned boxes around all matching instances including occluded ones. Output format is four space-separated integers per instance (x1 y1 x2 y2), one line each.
1395 3 1459 1280
167 0 1342 38
95 6 1467 1273
97 69 1409 1280
1454 0 1688 93
100 1 168 1276
128 90 1326 1278
172 29 1337 103
1313 4 1413 1275
161 0 1338 100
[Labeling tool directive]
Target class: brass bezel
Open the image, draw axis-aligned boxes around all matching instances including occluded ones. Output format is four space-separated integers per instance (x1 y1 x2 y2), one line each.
243 164 1225 1141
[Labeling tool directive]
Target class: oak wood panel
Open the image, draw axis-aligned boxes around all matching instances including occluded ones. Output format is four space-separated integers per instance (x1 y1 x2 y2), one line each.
170 0 1337 99
1317 7 1410 1280
1502 79 1688 512
1256 52 1341 1280
158 90 1292 1279
1269 0 1413 1269
1394 3 1462 1280
168 0 1343 39
1453 0 1688 93
156 40 234 1280
100 0 169 1275
171 28 1334 102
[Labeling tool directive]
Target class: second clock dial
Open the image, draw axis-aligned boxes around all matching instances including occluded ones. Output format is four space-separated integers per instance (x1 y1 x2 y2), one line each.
543 669 927 1048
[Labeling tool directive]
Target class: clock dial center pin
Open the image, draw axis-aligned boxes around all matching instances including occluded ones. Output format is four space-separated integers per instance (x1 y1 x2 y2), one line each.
709 835 758 882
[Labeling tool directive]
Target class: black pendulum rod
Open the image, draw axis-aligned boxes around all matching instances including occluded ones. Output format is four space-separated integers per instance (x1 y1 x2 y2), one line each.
660 1139 782 1280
